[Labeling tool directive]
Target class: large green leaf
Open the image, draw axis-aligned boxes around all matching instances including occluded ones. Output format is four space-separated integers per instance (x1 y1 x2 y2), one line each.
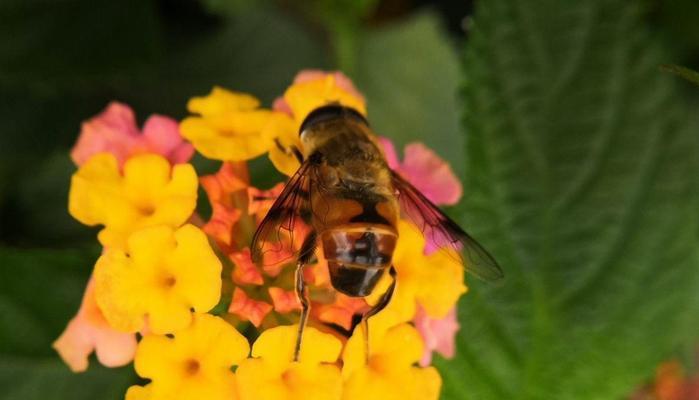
436 1 699 399
0 247 135 400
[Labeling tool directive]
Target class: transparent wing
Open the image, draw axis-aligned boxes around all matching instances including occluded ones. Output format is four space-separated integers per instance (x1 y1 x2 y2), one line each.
391 171 503 282
250 160 314 265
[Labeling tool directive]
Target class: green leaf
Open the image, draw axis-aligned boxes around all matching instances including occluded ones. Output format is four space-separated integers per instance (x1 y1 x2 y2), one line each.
0 0 161 92
0 359 135 400
661 63 699 86
123 5 327 116
353 11 465 178
10 152 93 247
0 247 134 400
438 1 699 399
0 2 326 245
0 248 92 356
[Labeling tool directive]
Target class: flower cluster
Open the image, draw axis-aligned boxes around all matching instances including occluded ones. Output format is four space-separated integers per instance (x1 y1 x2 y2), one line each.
55 70 467 400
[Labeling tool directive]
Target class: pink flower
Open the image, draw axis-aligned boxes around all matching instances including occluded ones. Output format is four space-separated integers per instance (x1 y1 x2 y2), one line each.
272 70 366 115
380 137 462 206
71 102 194 167
414 306 460 366
53 277 137 372
380 137 463 254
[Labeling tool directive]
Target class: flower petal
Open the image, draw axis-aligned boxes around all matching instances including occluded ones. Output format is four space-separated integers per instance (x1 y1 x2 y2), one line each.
135 314 248 400
94 225 221 334
414 306 460 366
228 288 273 327
52 278 137 372
236 325 343 400
69 153 198 250
71 102 139 166
268 287 301 314
141 115 195 164
400 143 462 205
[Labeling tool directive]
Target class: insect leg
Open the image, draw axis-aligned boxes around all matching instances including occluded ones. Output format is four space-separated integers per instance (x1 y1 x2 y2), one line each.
273 138 304 163
361 266 397 362
293 230 317 362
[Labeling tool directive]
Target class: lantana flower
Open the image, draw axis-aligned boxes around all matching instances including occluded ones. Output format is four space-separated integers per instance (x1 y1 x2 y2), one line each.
379 137 462 207
267 70 367 176
342 323 442 400
130 313 250 400
71 101 194 167
413 306 459 366
52 277 137 372
69 153 198 249
262 112 300 177
228 287 274 327
370 220 466 324
236 325 343 400
180 87 273 161
58 70 474 400
200 161 369 331
275 70 366 126
94 224 222 334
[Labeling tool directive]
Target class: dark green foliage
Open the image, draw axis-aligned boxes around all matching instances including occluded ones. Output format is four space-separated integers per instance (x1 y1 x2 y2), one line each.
0 248 136 400
437 1 699 399
661 63 699 86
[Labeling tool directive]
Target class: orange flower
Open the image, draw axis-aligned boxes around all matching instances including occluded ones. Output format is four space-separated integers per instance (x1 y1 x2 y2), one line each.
314 294 369 331
228 288 274 327
247 183 285 220
231 248 265 286
200 162 248 247
268 287 301 314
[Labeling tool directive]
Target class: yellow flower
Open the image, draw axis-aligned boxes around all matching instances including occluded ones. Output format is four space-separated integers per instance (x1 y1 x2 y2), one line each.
342 323 441 400
93 224 222 334
126 385 152 400
180 86 273 161
368 220 467 324
262 112 302 177
236 325 343 400
283 73 367 128
68 153 197 250
267 71 367 176
131 314 250 400
187 87 259 117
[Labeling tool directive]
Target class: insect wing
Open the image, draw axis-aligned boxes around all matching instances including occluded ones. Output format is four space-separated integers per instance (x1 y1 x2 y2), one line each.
250 160 314 265
391 171 503 282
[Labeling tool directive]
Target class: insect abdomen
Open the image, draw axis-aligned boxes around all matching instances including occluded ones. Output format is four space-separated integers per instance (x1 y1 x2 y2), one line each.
320 226 397 297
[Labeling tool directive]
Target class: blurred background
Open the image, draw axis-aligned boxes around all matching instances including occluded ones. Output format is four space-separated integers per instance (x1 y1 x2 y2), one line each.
2 0 699 399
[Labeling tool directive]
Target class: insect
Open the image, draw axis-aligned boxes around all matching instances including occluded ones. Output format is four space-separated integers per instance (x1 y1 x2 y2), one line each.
251 104 503 360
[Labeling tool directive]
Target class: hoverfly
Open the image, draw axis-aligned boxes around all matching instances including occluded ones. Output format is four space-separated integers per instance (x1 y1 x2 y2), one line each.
251 104 502 360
